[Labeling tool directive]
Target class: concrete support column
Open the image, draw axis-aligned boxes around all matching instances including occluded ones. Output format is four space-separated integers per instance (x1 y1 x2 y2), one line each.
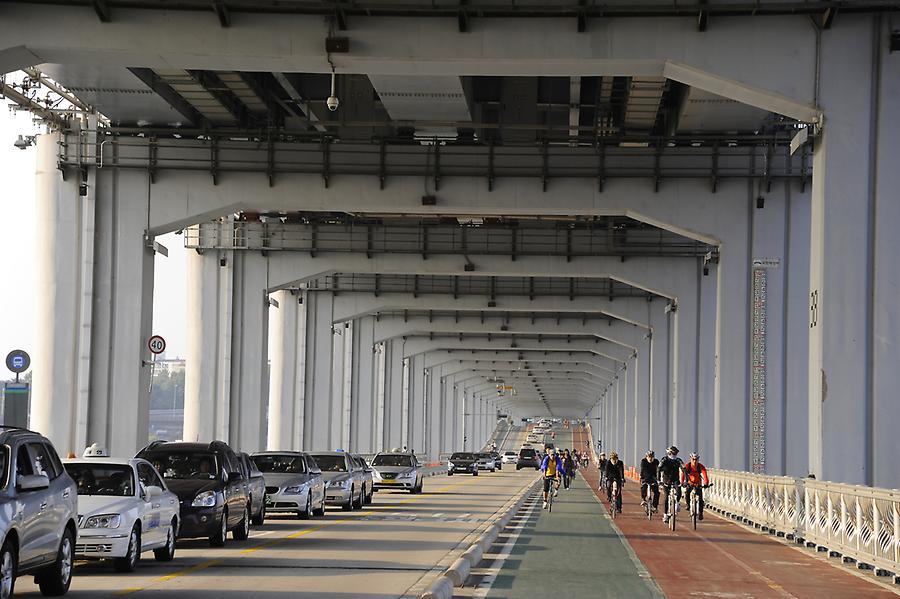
382 338 405 450
649 301 670 454
349 317 377 453
672 263 701 453
621 363 632 465
32 132 155 457
330 320 352 449
425 366 442 462
697 264 718 460
184 243 232 445
302 292 334 451
227 249 269 452
267 289 305 450
810 15 900 486
407 354 426 454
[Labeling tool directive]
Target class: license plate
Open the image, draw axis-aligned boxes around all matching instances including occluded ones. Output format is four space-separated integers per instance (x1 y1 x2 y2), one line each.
381 480 397 484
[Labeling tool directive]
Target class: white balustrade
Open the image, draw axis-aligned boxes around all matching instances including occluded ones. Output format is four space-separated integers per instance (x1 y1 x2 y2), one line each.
706 469 900 574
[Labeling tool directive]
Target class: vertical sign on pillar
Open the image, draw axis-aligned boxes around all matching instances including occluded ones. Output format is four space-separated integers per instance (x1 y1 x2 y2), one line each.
751 258 776 473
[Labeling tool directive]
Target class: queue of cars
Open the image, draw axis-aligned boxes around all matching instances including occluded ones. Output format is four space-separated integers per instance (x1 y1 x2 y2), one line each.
0 426 427 599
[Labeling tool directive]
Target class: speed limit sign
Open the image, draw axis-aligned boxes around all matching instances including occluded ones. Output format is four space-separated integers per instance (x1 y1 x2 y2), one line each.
148 335 166 355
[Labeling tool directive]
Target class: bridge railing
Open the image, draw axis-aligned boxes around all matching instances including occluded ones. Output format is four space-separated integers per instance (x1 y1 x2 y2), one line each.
707 469 900 574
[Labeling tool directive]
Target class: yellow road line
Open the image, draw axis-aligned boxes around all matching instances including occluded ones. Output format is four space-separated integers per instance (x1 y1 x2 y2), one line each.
115 476 477 595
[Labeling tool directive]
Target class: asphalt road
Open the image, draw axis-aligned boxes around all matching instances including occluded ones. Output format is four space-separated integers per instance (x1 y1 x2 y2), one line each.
16 452 536 598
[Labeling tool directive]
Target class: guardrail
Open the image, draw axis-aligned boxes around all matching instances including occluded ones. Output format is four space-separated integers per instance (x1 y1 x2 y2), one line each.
706 469 900 577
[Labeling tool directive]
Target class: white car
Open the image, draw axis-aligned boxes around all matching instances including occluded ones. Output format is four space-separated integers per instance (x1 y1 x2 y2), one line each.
501 451 518 464
64 446 180 572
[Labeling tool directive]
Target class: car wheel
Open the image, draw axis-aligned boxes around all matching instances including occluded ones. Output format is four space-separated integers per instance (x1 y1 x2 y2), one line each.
37 527 73 596
251 499 266 526
342 488 354 511
209 510 228 547
313 496 326 517
353 487 364 509
232 505 250 541
473 471 479 477
447 471 453 476
299 493 312 520
491 468 496 473
364 488 373 505
516 465 521 470
114 526 141 573
154 522 176 562
0 538 18 599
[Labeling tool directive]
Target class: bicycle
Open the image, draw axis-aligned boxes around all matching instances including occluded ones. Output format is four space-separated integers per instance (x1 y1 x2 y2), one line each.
642 482 657 522
663 482 680 531
609 480 620 519
544 476 559 513
687 483 713 530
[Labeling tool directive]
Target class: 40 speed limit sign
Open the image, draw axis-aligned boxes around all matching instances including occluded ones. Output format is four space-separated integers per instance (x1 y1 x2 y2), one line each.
148 335 166 355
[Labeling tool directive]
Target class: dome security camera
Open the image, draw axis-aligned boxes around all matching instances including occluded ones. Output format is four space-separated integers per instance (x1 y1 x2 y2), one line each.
327 95 340 112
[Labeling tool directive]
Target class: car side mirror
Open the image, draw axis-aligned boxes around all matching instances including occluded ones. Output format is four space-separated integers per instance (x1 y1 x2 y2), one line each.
145 485 163 499
17 474 50 492
227 471 243 483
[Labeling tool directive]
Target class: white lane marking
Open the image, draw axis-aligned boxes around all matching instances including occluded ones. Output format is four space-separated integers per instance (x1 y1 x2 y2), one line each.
455 513 471 520
431 513 445 518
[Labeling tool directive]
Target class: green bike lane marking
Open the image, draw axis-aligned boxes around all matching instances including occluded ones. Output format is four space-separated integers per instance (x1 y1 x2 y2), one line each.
483 475 664 599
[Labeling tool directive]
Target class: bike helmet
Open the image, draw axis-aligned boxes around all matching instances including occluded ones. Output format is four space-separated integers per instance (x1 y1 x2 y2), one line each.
610 452 619 460
689 452 699 460
667 445 679 455
646 450 655 458
599 452 607 459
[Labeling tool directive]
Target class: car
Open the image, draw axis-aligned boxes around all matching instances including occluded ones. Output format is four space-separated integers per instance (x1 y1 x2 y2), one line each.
64 445 179 572
308 452 365 511
447 452 478 476
370 451 423 493
237 453 267 526
136 440 252 547
250 452 325 519
501 451 518 464
0 427 78 598
516 447 541 470
525 433 540 444
490 451 503 470
474 452 496 472
349 454 375 504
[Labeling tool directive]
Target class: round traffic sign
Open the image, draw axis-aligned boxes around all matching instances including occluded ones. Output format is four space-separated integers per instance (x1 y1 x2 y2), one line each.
5 349 30 374
148 335 167 355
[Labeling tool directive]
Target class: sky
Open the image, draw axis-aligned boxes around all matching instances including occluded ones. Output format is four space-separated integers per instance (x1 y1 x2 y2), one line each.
0 97 188 371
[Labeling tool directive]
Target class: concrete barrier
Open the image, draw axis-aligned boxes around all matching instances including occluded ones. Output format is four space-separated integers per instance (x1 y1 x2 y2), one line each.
420 575 454 599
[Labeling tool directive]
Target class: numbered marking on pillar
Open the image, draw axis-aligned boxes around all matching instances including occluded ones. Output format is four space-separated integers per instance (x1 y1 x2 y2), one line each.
148 335 167 355
809 290 819 328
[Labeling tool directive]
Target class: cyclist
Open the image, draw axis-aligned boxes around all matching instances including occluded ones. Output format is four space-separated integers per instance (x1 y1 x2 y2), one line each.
681 452 710 520
604 452 625 513
562 449 576 489
540 447 564 509
597 452 608 489
639 450 660 513
658 445 685 524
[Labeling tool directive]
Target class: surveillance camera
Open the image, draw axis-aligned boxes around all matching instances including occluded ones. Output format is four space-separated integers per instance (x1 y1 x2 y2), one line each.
13 135 30 150
327 95 339 112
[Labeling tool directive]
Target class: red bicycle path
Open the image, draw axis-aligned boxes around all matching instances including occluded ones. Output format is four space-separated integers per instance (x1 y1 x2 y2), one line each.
573 428 897 599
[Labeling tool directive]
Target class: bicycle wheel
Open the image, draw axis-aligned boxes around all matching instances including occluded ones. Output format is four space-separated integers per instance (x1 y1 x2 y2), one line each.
669 492 677 531
692 492 698 530
548 489 553 513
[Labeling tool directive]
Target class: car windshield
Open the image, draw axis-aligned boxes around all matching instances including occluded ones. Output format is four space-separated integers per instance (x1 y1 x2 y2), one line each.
64 464 135 497
520 449 537 457
310 455 347 472
476 453 491 459
450 452 474 460
505 452 516 456
252 454 307 474
372 454 413 467
142 452 219 480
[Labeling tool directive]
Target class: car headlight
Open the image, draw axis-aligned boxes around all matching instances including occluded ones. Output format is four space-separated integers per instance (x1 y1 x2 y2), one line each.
283 484 306 495
191 490 218 507
84 514 121 529
328 479 350 489
398 472 414 479
447 462 454 468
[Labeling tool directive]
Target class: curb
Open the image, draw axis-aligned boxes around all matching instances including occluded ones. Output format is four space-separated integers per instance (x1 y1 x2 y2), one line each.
419 476 541 599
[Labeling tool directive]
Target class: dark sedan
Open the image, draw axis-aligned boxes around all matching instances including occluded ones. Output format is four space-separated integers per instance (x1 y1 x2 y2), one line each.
137 440 252 547
447 452 479 476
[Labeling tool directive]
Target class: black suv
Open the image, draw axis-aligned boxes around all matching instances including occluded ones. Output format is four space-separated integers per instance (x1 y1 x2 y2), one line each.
516 447 541 470
137 441 252 547
0 427 78 597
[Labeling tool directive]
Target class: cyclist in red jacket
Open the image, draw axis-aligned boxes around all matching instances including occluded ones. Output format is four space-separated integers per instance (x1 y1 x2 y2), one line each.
681 452 710 520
